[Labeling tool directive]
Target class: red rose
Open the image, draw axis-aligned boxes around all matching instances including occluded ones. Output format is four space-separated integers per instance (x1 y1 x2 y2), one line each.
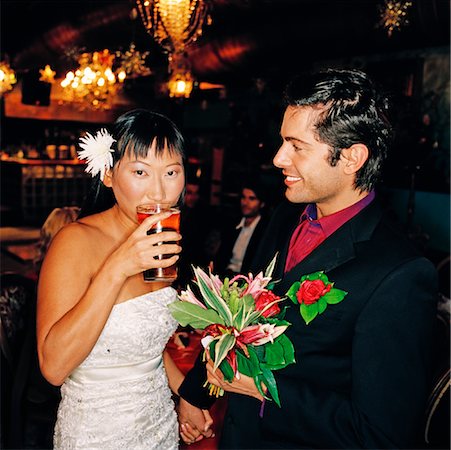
296 279 331 305
254 291 281 318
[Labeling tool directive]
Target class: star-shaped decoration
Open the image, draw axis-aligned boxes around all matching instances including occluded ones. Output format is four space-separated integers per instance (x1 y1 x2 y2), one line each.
39 65 56 84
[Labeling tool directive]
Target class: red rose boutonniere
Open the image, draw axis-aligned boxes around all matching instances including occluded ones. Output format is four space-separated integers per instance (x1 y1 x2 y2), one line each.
286 271 347 324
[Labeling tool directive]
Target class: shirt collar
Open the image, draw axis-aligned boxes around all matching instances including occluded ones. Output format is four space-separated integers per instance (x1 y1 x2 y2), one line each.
301 191 375 237
236 214 261 230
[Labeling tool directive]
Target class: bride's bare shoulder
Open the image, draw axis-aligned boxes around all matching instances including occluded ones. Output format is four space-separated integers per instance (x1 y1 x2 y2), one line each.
50 212 108 252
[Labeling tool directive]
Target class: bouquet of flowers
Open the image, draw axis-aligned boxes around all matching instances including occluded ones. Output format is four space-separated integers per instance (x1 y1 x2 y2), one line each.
168 257 295 407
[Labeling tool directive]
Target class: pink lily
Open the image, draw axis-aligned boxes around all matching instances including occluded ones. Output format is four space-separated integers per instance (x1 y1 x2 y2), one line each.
194 266 223 296
230 271 272 298
179 285 207 309
238 323 288 346
237 323 287 346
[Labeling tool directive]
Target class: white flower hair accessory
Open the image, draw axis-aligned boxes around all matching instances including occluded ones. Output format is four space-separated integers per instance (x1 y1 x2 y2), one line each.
78 129 116 181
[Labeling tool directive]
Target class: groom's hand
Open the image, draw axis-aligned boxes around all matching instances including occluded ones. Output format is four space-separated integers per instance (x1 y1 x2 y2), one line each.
178 397 214 445
206 359 266 401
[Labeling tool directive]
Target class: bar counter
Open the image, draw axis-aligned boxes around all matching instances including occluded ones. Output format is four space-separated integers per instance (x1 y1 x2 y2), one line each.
1 157 91 226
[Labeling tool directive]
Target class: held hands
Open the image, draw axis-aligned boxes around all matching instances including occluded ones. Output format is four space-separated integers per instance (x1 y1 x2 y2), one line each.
178 398 214 445
113 211 182 280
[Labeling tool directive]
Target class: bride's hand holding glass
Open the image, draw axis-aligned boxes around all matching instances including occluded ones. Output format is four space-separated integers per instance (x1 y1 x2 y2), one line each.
109 211 182 282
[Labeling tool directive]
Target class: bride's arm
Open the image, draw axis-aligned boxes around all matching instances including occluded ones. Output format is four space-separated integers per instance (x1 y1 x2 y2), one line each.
37 214 180 386
163 350 214 443
163 350 184 395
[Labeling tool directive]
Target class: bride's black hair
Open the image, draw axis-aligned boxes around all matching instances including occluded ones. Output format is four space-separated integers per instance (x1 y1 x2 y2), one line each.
78 109 186 219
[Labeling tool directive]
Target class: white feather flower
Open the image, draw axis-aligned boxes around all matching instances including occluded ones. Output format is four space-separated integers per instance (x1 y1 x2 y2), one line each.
78 129 116 180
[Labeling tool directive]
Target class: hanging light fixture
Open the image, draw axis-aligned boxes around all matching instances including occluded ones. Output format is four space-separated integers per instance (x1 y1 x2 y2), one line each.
116 43 152 79
167 53 194 98
60 49 127 110
136 0 209 54
378 0 413 37
0 61 17 96
135 0 211 98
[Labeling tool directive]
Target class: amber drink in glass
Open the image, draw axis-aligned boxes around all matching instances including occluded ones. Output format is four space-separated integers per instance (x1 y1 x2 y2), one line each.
136 203 181 282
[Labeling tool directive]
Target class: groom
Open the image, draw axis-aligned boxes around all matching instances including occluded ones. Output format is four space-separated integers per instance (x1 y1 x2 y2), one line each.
178 69 438 448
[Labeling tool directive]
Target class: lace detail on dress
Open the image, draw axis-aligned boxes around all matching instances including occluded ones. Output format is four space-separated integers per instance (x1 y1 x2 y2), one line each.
54 287 179 450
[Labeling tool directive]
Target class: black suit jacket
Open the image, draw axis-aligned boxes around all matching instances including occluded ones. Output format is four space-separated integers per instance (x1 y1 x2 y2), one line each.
214 214 269 276
180 199 438 449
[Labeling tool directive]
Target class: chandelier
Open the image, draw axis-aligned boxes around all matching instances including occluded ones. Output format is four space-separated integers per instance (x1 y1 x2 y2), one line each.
0 61 17 96
379 0 413 37
167 53 194 98
136 0 211 98
136 0 209 54
60 49 130 110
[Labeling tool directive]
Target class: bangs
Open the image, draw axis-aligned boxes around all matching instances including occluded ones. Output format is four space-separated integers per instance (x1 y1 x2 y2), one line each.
123 136 181 160
111 109 185 163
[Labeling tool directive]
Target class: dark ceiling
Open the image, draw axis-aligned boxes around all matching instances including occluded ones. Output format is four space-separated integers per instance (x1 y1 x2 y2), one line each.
1 0 450 88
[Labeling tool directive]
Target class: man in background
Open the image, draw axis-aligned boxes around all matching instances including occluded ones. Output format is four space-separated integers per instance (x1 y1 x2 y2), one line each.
213 182 269 277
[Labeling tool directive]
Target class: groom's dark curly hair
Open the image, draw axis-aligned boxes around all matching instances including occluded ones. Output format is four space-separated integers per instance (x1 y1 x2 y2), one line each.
284 69 393 192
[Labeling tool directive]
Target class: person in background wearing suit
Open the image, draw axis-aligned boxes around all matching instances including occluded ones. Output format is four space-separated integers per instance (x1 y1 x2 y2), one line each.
177 68 438 449
213 182 269 277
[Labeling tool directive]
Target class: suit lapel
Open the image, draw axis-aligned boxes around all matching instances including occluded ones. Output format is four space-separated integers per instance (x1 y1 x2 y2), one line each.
277 200 383 294
272 213 301 281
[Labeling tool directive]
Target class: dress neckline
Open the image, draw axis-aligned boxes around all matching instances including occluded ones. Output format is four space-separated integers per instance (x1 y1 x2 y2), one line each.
113 286 174 308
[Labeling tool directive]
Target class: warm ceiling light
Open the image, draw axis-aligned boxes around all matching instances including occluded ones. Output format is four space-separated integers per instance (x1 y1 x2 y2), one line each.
136 0 211 98
168 71 194 98
136 0 210 54
0 61 17 96
379 0 412 37
60 49 125 110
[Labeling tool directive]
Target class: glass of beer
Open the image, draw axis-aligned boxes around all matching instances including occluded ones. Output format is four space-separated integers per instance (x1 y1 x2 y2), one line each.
136 203 181 282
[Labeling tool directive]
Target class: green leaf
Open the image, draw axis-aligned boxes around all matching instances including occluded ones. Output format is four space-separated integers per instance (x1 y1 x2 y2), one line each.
264 253 279 278
168 301 225 329
317 271 329 283
233 294 256 330
262 334 295 370
213 333 236 371
209 342 235 382
300 302 318 324
264 318 291 327
286 281 300 304
260 367 281 407
265 340 284 366
218 359 235 382
194 267 233 326
254 374 269 401
236 349 260 378
323 288 347 305
241 310 262 330
275 334 295 367
317 296 328 314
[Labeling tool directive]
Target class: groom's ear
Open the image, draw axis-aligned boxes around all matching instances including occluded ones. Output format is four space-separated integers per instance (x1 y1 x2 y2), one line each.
340 144 369 175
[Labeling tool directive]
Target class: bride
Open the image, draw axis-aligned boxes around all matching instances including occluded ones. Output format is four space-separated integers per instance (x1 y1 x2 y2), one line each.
37 109 211 449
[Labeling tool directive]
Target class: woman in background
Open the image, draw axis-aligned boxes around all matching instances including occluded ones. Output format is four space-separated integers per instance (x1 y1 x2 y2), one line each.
33 206 80 274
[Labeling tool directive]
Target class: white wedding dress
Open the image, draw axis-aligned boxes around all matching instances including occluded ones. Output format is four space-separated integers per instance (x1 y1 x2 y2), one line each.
54 287 179 450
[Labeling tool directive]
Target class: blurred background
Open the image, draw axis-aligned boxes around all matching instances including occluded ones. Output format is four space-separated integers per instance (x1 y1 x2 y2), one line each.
0 1 449 447
1 1 449 243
